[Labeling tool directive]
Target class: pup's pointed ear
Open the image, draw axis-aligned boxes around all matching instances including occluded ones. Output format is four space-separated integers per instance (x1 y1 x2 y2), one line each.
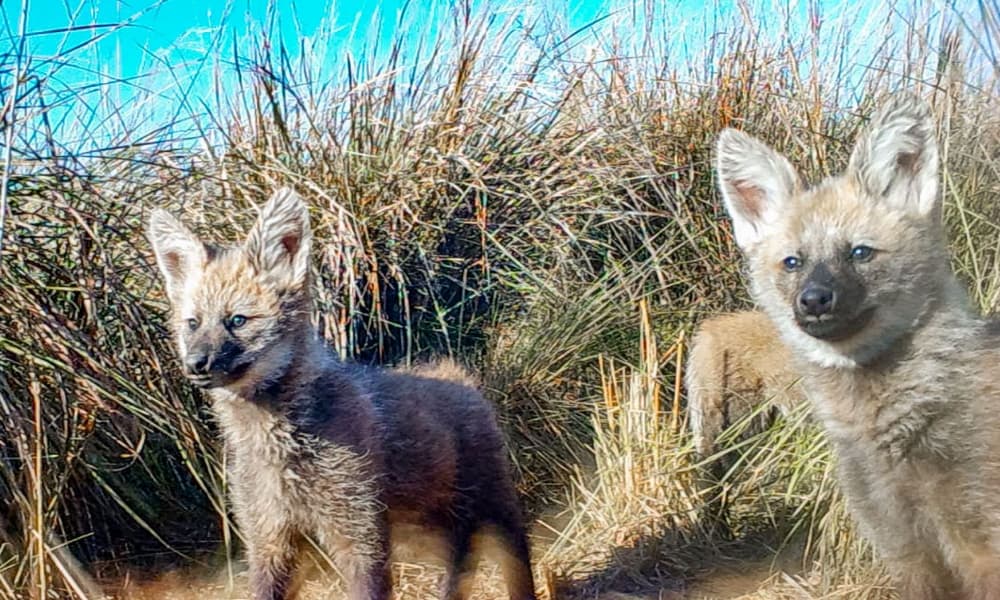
147 209 207 302
244 187 312 291
716 128 801 249
848 93 939 218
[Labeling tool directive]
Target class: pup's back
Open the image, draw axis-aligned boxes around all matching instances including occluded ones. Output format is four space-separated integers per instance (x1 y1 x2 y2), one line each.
370 359 509 516
374 359 534 597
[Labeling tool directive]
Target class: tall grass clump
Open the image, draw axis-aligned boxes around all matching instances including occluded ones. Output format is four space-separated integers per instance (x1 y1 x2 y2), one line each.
0 0 998 597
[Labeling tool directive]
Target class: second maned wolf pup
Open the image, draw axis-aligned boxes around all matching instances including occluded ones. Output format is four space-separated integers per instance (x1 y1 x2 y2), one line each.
716 93 1000 598
687 310 803 462
147 189 536 600
686 310 804 530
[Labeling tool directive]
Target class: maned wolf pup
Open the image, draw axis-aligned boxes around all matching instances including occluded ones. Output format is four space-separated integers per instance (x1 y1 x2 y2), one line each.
146 189 536 600
686 310 804 531
716 93 1000 598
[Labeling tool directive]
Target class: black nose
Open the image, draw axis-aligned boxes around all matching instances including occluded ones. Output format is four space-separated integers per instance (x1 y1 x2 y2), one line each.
185 352 210 375
799 285 835 317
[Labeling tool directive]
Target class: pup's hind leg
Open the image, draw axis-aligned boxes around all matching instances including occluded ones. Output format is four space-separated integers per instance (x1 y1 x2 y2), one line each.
483 494 537 600
440 523 477 600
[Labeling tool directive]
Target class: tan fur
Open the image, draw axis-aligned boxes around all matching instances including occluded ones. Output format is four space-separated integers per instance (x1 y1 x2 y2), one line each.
400 357 482 389
147 189 536 600
717 94 1000 598
685 311 805 531
686 310 804 459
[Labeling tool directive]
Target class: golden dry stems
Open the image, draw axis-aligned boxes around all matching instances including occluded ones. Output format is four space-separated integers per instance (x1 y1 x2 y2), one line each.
0 0 997 598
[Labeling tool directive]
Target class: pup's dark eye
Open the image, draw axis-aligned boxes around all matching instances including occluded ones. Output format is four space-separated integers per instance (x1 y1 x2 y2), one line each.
187 318 199 331
228 315 248 329
850 245 875 262
782 256 803 271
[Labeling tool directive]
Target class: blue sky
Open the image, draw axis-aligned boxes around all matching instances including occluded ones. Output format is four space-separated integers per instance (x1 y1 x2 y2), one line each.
1 0 976 93
1 0 635 139
1 0 723 147
3 0 977 153
3 0 615 79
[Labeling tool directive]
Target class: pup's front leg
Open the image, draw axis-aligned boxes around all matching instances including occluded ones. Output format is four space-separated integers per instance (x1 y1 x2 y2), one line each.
246 522 301 600
317 512 391 600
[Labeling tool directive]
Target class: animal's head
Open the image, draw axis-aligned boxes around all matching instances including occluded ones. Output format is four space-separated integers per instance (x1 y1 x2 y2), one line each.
147 188 312 390
716 94 947 367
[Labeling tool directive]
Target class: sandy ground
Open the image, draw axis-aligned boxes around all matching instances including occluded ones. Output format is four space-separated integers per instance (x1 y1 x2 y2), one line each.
109 551 780 600
104 518 795 600
116 569 779 600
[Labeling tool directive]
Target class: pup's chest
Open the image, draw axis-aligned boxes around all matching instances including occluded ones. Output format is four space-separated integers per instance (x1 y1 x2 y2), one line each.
813 365 962 465
224 417 378 520
212 396 378 516
211 399 303 502
224 422 303 507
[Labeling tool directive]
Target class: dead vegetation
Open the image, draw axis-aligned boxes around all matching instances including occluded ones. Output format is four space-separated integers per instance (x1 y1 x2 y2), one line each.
0 0 998 597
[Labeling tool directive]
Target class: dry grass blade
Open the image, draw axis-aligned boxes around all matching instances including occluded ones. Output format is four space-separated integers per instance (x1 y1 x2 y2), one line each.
0 0 998 598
